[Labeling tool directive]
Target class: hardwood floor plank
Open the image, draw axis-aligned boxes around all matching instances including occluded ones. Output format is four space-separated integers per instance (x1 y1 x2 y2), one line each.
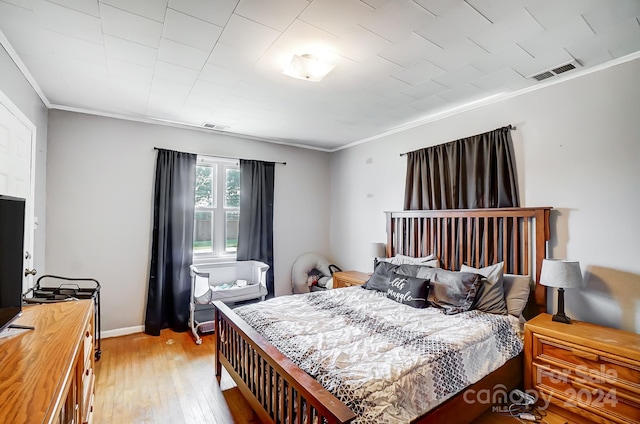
94 329 579 424
93 330 258 424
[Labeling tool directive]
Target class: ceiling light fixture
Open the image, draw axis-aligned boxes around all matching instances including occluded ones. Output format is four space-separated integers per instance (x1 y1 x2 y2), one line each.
282 54 334 82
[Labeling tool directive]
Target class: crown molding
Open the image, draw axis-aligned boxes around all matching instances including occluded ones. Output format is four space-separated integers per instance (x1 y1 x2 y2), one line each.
3 28 639 154
0 29 51 108
332 51 640 152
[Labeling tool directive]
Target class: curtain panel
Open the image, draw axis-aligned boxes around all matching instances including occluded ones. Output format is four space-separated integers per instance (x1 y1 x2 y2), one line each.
404 126 520 210
237 160 275 298
145 149 196 336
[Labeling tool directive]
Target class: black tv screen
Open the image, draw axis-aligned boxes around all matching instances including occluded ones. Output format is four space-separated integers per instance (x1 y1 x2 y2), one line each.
0 195 26 333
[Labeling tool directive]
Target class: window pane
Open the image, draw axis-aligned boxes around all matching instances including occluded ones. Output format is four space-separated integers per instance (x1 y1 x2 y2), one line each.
194 211 213 252
225 211 239 252
195 165 215 207
225 168 240 208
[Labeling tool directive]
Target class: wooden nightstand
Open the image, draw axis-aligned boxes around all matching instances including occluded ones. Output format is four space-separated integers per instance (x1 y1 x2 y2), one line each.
332 271 370 288
524 313 640 424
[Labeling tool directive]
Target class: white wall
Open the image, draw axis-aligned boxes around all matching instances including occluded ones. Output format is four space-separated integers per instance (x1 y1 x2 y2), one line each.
46 111 331 332
0 44 48 276
26 53 640 335
330 57 640 333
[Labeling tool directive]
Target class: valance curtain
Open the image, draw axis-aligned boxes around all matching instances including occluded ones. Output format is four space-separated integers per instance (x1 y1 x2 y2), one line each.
236 160 275 298
404 126 520 210
145 149 196 336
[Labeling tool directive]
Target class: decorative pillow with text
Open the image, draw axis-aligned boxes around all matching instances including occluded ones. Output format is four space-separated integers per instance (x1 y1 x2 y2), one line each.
386 273 430 308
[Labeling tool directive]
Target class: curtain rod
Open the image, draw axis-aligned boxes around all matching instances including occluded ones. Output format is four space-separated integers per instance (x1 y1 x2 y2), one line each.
398 125 516 157
154 147 286 165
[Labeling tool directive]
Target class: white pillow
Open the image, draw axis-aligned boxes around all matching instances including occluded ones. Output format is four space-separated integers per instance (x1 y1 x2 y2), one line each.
377 253 438 267
503 274 531 317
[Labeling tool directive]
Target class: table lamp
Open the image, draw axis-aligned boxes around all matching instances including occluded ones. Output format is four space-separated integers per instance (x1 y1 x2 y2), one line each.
369 242 386 270
539 259 584 324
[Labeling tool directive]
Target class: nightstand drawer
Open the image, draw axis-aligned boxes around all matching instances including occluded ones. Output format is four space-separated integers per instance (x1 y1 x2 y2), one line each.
333 271 369 289
535 364 640 424
534 334 640 396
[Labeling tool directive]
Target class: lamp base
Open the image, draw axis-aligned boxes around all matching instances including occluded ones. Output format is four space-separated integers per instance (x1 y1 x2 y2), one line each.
551 313 571 324
552 288 572 324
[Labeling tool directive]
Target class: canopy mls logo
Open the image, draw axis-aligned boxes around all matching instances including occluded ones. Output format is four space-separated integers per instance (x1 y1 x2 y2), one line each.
463 364 620 411
462 385 551 410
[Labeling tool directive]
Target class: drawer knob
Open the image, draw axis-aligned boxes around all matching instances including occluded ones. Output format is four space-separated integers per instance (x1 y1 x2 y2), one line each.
86 331 90 338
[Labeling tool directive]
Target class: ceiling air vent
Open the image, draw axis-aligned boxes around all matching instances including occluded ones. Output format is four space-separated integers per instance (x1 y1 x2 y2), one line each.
551 62 577 75
203 123 229 131
532 71 554 81
528 60 582 82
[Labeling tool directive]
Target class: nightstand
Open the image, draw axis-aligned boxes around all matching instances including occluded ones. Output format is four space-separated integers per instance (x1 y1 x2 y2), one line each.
332 271 369 288
524 313 640 424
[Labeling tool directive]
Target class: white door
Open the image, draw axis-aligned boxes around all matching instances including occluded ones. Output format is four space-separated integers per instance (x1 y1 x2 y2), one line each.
0 91 36 293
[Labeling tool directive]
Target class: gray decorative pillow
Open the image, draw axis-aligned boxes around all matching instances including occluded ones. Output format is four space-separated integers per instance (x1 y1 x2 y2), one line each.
394 263 433 277
461 262 507 315
363 261 398 292
412 267 483 314
386 272 430 308
503 274 531 317
364 262 435 292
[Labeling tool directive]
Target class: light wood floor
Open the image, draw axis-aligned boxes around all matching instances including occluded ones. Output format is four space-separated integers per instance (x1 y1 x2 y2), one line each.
94 329 261 424
94 330 582 424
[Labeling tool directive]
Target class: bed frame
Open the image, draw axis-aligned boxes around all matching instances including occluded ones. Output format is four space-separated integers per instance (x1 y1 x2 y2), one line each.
214 207 551 424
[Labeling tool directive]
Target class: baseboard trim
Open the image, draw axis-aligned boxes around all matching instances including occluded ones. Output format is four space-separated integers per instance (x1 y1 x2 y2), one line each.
101 325 144 339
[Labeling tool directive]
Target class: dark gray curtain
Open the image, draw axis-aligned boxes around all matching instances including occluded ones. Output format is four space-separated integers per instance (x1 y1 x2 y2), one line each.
145 149 196 336
236 160 275 298
404 126 519 210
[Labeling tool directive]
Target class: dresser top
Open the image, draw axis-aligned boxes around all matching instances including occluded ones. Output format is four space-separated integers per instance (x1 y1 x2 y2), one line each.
526 313 640 361
0 300 93 424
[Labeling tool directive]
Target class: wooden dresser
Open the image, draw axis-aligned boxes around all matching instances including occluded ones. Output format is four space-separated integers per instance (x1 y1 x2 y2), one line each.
0 300 96 424
524 313 640 424
332 270 369 288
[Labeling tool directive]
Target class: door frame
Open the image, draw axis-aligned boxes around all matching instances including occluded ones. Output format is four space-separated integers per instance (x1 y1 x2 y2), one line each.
0 87 38 292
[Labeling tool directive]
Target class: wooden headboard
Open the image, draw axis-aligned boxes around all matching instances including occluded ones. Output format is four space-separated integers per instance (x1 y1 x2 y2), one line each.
385 207 551 316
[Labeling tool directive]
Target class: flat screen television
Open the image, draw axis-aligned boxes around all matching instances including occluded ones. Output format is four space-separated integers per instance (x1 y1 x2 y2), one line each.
0 195 26 333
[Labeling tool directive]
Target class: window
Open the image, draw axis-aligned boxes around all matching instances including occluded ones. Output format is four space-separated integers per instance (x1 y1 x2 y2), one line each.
193 156 240 259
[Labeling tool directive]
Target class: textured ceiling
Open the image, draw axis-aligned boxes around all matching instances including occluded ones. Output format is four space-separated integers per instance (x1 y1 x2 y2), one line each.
1 0 639 150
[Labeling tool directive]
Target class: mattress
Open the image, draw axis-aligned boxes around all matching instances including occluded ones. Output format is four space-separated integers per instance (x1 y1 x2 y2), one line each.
234 286 523 423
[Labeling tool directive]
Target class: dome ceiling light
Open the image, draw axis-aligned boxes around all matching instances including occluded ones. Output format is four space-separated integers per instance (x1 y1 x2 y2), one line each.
282 53 335 82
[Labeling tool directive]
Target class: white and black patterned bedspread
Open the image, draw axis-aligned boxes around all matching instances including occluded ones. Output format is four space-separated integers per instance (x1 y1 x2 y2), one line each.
234 286 523 423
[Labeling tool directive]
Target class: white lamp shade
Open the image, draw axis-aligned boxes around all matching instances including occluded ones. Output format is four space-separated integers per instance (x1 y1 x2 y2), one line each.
539 259 584 289
369 242 386 258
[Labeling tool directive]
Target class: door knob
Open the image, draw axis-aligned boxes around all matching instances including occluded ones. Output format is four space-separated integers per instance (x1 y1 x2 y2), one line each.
24 268 37 276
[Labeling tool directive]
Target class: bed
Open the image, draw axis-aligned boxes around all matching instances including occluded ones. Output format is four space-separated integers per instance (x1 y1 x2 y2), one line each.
213 207 551 424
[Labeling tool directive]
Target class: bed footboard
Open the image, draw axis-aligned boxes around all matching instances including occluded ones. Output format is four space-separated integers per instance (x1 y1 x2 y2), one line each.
213 301 356 424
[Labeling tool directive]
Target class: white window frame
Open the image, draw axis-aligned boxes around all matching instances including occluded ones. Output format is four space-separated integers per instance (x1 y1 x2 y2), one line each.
193 156 239 264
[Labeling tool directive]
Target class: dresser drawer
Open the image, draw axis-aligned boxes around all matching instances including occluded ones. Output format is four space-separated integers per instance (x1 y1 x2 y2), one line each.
82 368 95 419
83 393 95 424
83 321 93 362
533 334 640 396
535 364 640 424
